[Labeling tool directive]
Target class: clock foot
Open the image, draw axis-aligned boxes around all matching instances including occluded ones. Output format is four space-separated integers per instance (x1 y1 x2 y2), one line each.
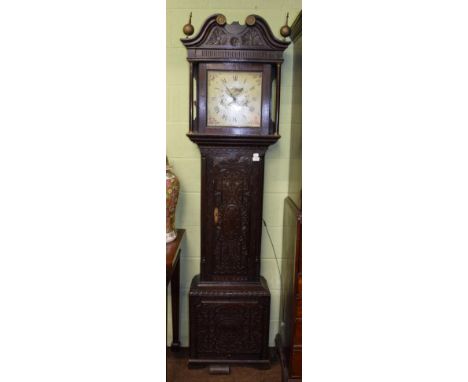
209 364 230 375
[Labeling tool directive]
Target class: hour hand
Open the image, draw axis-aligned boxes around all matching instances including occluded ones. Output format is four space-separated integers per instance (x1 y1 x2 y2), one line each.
231 87 243 97
224 85 235 99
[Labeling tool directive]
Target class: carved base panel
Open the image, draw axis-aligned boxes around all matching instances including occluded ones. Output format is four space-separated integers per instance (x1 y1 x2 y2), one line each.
189 275 271 367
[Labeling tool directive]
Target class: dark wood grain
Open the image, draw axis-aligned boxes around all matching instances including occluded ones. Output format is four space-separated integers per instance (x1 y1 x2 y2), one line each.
189 62 194 132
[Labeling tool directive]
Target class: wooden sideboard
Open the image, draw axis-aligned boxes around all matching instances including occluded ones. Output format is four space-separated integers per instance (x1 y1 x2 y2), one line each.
166 229 185 352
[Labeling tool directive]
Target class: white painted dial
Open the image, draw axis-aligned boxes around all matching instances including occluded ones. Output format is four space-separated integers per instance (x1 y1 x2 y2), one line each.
207 70 262 127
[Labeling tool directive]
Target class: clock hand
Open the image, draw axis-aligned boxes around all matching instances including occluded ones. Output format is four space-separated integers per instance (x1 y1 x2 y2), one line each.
231 87 244 96
224 85 236 101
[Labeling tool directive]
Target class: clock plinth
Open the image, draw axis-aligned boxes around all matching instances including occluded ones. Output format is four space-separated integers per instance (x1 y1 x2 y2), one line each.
181 14 290 368
188 275 271 368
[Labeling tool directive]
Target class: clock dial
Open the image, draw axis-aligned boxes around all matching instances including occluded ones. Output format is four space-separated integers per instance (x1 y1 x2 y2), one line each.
207 70 262 127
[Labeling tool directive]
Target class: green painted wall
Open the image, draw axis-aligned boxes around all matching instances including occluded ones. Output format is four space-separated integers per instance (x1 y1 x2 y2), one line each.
166 0 301 347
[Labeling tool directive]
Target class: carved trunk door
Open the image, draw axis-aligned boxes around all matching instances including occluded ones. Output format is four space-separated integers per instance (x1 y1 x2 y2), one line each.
200 147 265 282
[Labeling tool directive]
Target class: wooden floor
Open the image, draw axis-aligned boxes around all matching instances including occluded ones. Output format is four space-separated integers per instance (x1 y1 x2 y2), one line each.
167 349 282 382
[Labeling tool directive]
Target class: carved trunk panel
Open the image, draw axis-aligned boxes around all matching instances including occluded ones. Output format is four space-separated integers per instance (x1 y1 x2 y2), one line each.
200 147 266 282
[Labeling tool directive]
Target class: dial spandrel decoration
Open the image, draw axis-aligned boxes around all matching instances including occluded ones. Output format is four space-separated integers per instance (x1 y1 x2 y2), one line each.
207 70 262 128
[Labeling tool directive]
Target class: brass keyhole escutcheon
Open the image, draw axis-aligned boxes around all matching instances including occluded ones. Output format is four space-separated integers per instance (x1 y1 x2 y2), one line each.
214 207 219 225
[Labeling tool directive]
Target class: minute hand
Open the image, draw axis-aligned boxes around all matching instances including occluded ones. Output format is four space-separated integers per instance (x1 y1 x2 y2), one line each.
224 85 235 100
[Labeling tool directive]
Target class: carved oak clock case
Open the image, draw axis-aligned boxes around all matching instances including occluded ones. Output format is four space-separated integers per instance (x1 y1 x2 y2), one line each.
180 14 289 369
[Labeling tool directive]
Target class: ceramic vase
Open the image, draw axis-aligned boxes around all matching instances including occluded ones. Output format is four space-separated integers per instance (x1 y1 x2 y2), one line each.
166 157 180 243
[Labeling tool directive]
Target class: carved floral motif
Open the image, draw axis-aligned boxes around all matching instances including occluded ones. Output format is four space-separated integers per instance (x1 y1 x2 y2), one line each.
194 300 265 354
206 27 228 45
211 157 251 277
205 26 267 48
241 29 264 46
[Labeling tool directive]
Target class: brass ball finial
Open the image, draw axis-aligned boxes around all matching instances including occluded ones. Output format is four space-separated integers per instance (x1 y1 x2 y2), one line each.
216 14 226 25
183 12 194 37
280 12 291 38
245 15 256 26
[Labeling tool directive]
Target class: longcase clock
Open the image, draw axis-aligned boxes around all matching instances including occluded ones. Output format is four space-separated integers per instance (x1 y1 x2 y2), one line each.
180 13 290 371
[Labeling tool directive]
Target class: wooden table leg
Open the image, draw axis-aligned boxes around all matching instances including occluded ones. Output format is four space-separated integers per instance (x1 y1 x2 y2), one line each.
170 253 181 352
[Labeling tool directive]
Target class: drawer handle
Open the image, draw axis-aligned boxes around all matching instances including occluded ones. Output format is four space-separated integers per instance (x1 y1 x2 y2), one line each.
214 207 219 225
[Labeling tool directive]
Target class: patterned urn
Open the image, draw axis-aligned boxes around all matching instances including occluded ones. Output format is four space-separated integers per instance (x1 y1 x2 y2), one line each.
166 157 180 243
